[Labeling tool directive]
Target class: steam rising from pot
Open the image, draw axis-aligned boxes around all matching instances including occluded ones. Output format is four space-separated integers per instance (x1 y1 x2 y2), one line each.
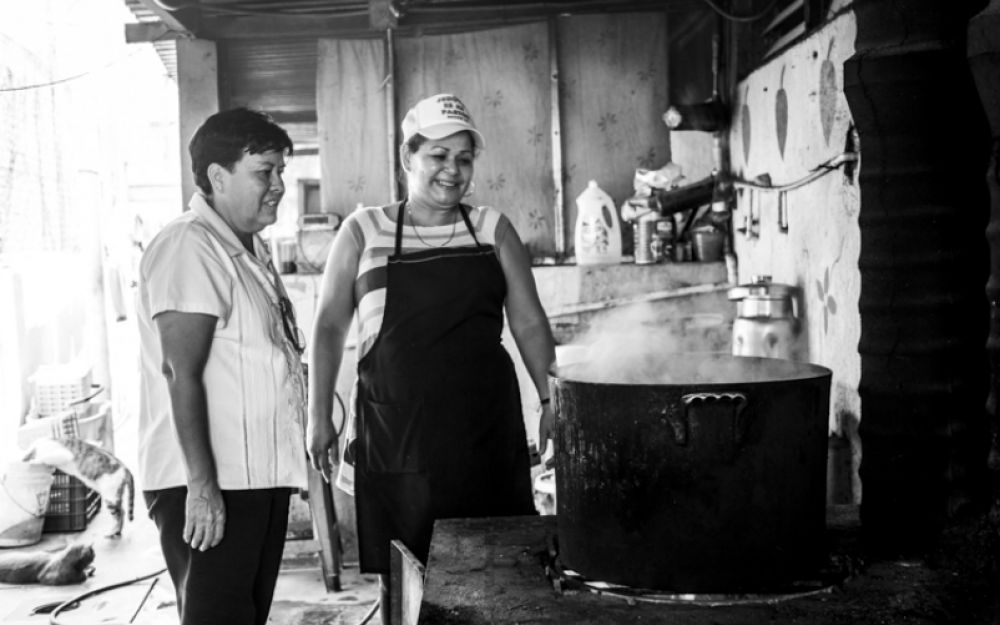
555 303 819 385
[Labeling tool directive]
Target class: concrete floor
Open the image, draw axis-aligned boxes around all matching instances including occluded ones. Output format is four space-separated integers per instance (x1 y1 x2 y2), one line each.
0 489 379 625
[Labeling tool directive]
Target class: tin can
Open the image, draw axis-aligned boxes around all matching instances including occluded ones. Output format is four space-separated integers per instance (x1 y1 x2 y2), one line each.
634 218 657 264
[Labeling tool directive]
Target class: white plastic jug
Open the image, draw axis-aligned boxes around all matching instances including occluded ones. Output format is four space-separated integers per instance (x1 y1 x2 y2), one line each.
574 180 623 265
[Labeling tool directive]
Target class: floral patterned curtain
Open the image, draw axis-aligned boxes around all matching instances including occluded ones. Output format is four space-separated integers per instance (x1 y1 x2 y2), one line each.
395 23 554 256
558 13 670 256
317 38 392 215
317 14 669 258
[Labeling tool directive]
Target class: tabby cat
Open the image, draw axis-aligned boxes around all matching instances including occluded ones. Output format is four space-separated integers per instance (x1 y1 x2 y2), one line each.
23 438 135 538
0 543 94 585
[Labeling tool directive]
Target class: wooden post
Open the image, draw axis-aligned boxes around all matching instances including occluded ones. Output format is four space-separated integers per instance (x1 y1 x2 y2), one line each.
306 466 343 592
548 16 565 258
968 0 1000 527
385 27 398 203
844 0 991 554
176 38 219 208
390 539 425 625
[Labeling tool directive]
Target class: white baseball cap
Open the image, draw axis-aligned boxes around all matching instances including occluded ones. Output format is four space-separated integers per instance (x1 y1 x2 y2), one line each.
401 93 485 151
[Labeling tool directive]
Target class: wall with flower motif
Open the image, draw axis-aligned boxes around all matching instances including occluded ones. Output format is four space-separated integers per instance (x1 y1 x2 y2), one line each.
728 12 862 502
318 12 670 259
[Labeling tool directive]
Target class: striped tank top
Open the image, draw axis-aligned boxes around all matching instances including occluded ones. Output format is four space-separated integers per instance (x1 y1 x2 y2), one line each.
342 203 511 359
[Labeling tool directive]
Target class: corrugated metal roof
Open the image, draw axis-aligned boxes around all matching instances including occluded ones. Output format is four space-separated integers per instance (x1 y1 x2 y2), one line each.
124 0 177 79
121 0 704 148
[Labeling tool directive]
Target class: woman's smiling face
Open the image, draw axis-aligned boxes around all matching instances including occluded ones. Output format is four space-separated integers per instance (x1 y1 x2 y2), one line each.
404 132 475 209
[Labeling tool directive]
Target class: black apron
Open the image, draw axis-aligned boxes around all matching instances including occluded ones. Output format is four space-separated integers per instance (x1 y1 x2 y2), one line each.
353 202 535 574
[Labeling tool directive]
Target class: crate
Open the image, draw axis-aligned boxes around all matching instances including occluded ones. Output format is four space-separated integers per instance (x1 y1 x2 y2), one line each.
18 401 114 452
31 363 93 417
43 470 101 533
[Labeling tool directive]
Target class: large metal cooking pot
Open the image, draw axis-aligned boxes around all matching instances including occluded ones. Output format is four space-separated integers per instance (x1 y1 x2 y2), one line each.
550 354 831 593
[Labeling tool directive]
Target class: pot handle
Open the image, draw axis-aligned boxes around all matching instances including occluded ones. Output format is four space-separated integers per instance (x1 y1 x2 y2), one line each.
672 392 749 447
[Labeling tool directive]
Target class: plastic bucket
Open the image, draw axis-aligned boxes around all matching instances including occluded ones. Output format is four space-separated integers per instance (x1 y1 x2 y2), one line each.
0 462 55 547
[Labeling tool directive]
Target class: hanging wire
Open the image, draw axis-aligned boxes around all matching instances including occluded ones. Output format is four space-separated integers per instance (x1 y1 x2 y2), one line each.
0 29 177 93
698 0 780 23
1 57 129 93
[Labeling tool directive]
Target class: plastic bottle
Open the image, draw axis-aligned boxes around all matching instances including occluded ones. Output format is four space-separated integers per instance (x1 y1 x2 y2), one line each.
574 180 623 265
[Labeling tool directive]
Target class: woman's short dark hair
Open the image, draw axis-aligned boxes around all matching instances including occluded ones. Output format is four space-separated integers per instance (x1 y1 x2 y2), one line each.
189 107 294 195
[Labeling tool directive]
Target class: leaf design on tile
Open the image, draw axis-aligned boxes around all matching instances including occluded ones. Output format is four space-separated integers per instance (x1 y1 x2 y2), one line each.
487 174 507 191
597 112 622 150
741 85 751 164
637 147 657 169
528 208 547 231
597 112 618 134
527 126 544 146
816 265 837 334
820 39 837 146
776 65 789 159
562 163 577 186
444 48 461 65
597 28 613 46
523 42 540 62
349 176 366 193
637 63 656 82
559 78 577 101
485 90 504 108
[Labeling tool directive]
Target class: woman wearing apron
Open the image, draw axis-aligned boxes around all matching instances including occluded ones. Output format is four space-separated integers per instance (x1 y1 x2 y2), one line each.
307 93 557 623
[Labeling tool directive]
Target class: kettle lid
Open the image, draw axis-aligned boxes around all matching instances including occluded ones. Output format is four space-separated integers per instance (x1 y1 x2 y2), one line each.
727 275 796 301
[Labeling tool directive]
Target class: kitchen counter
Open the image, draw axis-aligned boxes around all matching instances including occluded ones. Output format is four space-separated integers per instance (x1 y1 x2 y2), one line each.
532 261 729 315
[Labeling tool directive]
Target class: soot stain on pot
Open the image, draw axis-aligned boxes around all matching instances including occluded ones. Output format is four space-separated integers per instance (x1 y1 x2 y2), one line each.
552 355 833 592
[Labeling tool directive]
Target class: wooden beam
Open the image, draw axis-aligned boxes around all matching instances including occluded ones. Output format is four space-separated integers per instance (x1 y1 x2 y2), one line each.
390 540 425 625
549 16 565 257
385 28 398 203
176 38 219 206
306 465 343 592
125 21 187 43
201 14 373 39
195 0 677 40
134 0 199 35
370 0 398 30
267 110 318 124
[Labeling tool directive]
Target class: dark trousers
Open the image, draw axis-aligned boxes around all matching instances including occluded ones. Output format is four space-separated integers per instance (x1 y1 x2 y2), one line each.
144 487 291 625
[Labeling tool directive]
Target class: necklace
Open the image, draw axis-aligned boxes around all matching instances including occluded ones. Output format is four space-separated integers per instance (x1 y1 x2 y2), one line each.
408 206 458 248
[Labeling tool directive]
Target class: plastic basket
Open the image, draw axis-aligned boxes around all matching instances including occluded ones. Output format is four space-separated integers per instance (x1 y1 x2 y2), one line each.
31 363 93 417
43 470 101 533
18 401 114 452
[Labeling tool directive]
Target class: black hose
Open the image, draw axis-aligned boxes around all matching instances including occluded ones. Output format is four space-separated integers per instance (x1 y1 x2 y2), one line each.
46 566 379 625
48 568 167 625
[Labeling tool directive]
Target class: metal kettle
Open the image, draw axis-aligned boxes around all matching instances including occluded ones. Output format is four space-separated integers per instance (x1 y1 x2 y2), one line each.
727 275 800 360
